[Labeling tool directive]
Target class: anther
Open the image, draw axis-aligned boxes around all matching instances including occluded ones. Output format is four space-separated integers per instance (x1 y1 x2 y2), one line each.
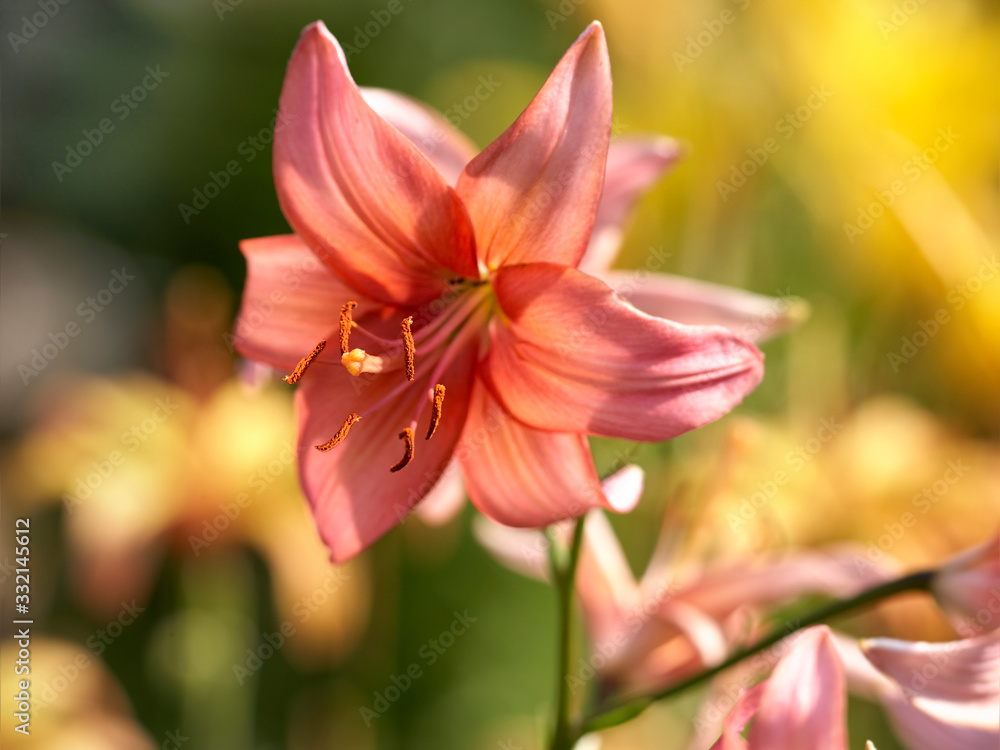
283 340 326 384
426 384 446 440
389 428 415 472
401 317 415 381
341 348 368 377
339 301 357 354
315 413 361 452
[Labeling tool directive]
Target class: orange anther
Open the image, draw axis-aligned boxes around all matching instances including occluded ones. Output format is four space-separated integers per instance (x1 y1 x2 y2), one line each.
315 413 361 452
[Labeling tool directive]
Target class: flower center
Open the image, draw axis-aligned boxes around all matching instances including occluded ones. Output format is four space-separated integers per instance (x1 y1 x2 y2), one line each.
282 284 491 472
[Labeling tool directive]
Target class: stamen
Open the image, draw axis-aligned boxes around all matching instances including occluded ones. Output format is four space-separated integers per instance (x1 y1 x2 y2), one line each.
401 316 415 381
341 348 369 377
315 413 361 452
339 301 357 354
283 340 326 384
426 384 446 440
389 428 415 472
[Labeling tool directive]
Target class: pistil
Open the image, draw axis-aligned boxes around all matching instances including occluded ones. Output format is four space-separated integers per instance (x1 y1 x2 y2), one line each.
341 348 372 376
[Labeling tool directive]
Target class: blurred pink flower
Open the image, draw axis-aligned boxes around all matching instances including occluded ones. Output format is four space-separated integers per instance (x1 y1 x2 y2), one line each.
475 467 892 698
236 21 770 562
709 626 847 750
930 532 1000 633
707 627 999 750
837 629 1000 750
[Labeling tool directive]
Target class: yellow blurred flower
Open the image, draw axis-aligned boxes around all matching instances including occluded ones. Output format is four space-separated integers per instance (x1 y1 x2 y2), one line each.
584 0 999 410
1 637 156 750
6 267 369 665
678 395 1000 641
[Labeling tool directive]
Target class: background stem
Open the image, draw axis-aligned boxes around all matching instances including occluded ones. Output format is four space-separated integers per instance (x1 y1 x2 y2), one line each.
578 568 936 736
550 517 587 750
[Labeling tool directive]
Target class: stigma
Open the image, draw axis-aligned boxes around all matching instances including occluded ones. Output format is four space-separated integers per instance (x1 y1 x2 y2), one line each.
341 348 370 376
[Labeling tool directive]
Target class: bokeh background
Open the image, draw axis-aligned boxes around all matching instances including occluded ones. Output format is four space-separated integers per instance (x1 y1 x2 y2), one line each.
2 0 998 748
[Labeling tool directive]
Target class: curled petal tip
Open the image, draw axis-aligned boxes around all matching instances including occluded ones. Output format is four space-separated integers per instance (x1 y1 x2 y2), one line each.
601 464 644 513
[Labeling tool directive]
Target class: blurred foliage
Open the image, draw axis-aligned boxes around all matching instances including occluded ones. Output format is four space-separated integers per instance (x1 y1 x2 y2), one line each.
2 0 998 748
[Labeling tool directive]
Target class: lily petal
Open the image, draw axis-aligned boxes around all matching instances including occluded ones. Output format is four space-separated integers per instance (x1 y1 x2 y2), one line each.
471 467 643 588
456 22 612 269
580 136 684 274
360 87 477 186
618 599 729 697
577 508 642 647
295 340 479 563
601 271 810 344
459 380 617 527
274 22 478 308
881 699 999 750
930 532 1000 631
617 550 893 697
599 463 646 514
484 263 764 442
838 633 999 750
861 630 1000 704
708 683 765 750
233 234 361 371
667 547 896 623
749 627 847 749
472 517 552 582
411 462 466 526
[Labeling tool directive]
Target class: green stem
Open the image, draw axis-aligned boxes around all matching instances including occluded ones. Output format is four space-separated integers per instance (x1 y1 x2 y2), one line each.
550 517 587 750
578 568 936 736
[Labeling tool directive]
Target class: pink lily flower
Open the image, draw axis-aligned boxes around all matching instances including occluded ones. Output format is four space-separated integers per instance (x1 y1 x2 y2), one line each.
836 629 1000 750
475 468 893 698
235 21 768 561
930 532 1000 634
363 86 806 347
709 626 847 750
374 89 803 530
712 628 999 750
